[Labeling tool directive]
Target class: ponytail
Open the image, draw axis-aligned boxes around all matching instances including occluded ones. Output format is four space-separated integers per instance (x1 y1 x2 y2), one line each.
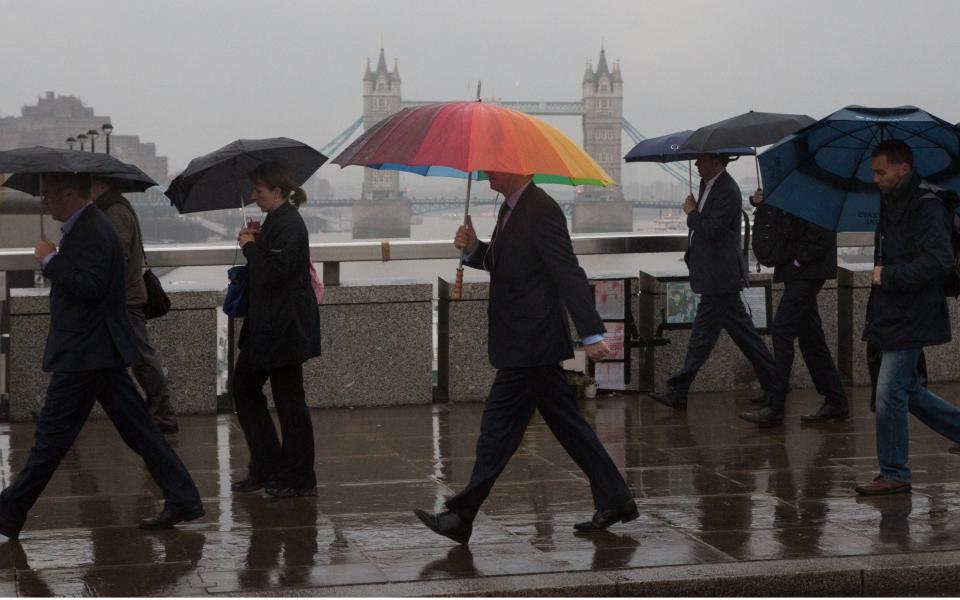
249 161 309 208
291 187 307 207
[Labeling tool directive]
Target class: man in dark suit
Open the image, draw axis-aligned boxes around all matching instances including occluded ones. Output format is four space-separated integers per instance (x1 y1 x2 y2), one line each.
414 171 636 545
650 154 776 411
0 173 202 540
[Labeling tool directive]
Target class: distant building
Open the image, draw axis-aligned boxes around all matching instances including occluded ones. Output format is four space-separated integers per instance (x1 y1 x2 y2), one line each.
581 47 623 200
361 49 402 200
0 92 169 184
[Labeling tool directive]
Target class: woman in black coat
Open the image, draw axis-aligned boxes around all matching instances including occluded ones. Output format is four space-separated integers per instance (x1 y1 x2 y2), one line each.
233 162 321 497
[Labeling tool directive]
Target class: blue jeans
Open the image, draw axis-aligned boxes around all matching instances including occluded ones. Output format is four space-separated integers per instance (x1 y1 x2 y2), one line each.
876 348 960 482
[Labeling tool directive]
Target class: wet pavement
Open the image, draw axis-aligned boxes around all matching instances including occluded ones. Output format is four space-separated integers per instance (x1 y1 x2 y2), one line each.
2 384 960 595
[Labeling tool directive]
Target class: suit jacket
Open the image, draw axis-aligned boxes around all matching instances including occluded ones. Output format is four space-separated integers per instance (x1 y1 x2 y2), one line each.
684 170 747 294
465 184 604 369
42 203 140 372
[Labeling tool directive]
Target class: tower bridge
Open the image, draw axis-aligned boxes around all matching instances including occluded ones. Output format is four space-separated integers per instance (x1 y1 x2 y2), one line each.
320 47 690 200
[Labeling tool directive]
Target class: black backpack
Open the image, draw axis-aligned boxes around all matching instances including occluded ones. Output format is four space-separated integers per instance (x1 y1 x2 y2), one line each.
751 203 791 269
912 184 960 298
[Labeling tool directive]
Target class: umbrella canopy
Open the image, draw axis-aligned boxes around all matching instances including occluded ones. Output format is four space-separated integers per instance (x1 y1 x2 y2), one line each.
680 111 816 152
3 166 157 196
759 105 960 231
166 137 327 214
0 146 156 189
333 101 613 186
624 130 755 163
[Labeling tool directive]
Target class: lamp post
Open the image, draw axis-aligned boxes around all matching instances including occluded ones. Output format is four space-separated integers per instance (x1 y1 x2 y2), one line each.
102 123 114 155
65 137 76 151
76 133 87 152
87 129 99 153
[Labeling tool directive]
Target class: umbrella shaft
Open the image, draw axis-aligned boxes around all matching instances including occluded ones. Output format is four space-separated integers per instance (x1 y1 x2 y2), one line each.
459 173 474 268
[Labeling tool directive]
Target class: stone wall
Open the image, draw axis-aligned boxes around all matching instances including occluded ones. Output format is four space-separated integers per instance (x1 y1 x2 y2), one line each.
437 275 645 402
837 266 960 386
8 290 221 421
230 284 434 409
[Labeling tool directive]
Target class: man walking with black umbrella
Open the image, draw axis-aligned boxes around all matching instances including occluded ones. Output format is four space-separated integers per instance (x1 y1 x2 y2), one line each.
650 154 776 411
0 173 202 539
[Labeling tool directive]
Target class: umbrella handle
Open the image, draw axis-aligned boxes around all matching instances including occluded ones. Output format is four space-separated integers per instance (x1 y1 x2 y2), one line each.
452 267 465 301
754 149 761 189
451 173 474 301
39 175 45 240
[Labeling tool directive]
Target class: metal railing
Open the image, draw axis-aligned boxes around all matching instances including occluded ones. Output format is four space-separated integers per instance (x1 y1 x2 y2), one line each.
0 232 874 281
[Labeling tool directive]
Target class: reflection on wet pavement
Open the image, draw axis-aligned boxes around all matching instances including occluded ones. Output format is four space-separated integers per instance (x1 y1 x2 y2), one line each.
1 384 960 594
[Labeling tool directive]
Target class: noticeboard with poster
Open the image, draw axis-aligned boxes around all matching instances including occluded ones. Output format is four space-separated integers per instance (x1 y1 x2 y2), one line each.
588 278 632 391
659 277 772 333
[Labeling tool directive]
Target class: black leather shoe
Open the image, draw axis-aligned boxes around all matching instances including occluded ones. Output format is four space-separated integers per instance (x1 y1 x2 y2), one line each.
139 505 205 530
265 486 317 498
574 499 639 531
231 477 266 493
413 509 473 545
800 403 850 424
649 391 687 411
738 406 784 427
154 419 179 435
0 516 22 541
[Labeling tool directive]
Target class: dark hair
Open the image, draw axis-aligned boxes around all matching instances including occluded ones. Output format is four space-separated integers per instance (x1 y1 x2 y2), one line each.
872 139 913 167
44 172 91 198
249 162 307 207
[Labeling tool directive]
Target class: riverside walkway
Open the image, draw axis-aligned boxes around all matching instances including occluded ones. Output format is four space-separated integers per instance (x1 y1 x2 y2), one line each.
1 385 960 596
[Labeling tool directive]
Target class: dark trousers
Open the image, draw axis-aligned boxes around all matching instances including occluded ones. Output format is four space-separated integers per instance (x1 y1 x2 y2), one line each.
0 368 200 527
668 292 775 396
769 279 847 411
128 306 177 428
233 350 316 489
445 365 632 522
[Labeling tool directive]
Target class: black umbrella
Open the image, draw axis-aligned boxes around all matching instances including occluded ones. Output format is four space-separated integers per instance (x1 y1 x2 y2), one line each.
3 167 157 195
0 146 160 236
680 111 816 185
165 138 327 215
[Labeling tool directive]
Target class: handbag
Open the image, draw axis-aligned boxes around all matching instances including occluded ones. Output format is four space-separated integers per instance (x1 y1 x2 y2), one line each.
223 265 249 317
128 203 171 320
307 262 324 304
142 267 171 319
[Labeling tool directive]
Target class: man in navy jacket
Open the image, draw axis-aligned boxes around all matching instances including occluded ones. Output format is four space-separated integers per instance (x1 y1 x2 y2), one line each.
0 173 202 539
651 154 776 410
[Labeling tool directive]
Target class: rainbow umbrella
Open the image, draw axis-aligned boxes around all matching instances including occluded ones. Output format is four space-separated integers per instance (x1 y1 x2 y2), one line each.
333 100 613 298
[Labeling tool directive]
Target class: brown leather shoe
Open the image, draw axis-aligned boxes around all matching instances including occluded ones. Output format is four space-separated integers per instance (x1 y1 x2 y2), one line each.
855 474 911 496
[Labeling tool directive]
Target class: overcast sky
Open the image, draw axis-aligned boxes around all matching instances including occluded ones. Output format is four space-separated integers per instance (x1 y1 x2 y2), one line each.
3 0 959 193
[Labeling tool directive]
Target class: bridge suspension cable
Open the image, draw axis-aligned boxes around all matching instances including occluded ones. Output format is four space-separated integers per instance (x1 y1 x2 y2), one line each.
621 117 691 187
319 116 364 157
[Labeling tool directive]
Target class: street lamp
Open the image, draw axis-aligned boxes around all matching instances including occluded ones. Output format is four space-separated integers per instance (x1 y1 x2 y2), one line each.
65 137 76 151
87 129 99 153
76 133 87 152
102 123 114 155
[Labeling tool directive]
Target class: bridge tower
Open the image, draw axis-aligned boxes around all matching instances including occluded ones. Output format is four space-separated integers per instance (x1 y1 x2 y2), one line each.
581 47 623 200
361 47 402 200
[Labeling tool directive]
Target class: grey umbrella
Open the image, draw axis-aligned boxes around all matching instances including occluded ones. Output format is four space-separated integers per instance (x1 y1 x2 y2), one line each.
679 111 816 185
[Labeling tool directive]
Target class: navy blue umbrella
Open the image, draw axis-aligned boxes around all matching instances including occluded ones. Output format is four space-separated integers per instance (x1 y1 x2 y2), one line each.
760 105 960 231
624 130 755 191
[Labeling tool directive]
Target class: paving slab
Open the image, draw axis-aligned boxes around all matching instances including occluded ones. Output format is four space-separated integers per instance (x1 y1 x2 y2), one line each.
0 386 958 595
